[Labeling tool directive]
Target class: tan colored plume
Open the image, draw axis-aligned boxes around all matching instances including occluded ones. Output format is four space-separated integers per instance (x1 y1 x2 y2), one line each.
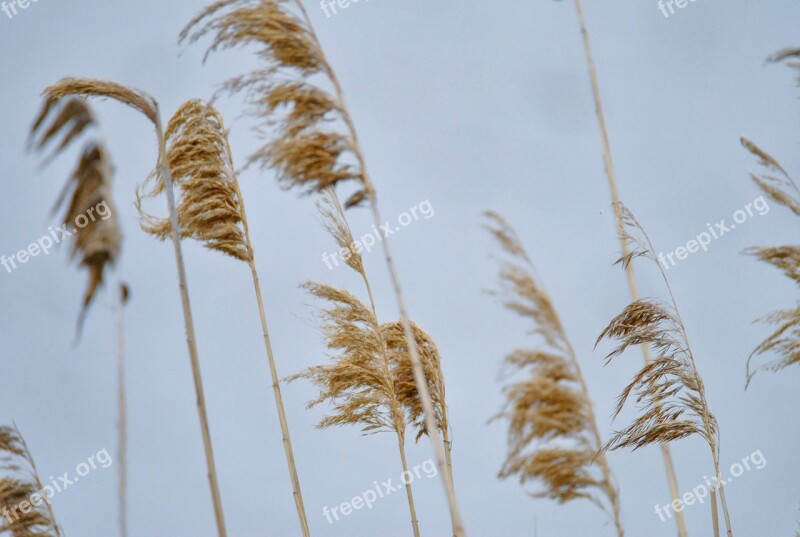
598 203 732 535
485 211 623 536
29 97 122 337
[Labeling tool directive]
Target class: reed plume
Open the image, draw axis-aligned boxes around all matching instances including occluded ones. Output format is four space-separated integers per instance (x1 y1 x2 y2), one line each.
137 99 310 536
0 425 62 537
485 211 623 537
182 3 465 534
564 1 687 533
29 97 122 337
290 189 423 537
740 50 800 385
596 203 732 536
40 79 228 537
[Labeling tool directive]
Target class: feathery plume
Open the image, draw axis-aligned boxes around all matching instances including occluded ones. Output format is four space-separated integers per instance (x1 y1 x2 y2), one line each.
0 425 62 537
138 98 312 535
597 203 732 536
29 97 122 338
291 190 424 536
485 212 623 536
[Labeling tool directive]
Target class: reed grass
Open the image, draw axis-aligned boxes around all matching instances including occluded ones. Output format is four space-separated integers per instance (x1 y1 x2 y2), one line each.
289 189 426 536
181 2 464 534
566 2 688 533
740 50 800 386
485 211 624 537
596 203 733 536
0 424 62 537
40 79 228 537
137 99 310 536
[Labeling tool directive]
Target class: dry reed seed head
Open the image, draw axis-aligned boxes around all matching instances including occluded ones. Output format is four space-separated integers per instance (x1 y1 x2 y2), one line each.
42 78 158 126
740 136 800 216
485 213 617 509
62 144 122 318
138 99 252 262
182 0 368 199
316 188 364 274
30 95 122 333
289 281 407 435
382 320 448 441
0 426 61 537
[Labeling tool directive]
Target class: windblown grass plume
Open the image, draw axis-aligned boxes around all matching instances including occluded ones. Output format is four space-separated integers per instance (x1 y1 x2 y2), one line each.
290 190 425 536
40 78 228 537
485 212 623 537
0 425 62 537
597 203 732 536
740 50 800 384
138 98 311 536
29 97 122 337
181 6 464 531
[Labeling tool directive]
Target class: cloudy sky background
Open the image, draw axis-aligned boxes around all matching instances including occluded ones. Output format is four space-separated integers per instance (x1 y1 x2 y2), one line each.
1 0 799 535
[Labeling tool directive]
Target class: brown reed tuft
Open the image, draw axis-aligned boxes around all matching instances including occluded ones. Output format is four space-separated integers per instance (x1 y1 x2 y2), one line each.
597 203 732 536
137 99 251 262
290 189 427 536
29 97 122 336
138 98 311 535
0 425 62 537
485 212 623 536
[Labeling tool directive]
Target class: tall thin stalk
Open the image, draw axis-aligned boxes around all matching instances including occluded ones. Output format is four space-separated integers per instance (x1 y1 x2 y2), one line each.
115 282 129 537
235 182 311 537
571 1 687 534
155 118 228 537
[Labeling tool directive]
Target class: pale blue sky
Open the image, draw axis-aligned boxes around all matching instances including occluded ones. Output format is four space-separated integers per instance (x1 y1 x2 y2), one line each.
1 1 799 536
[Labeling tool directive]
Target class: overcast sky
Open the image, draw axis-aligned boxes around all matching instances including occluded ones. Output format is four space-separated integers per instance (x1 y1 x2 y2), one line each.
1 1 799 536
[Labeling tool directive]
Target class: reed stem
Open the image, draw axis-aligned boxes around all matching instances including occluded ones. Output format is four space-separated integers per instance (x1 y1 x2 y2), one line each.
115 282 128 537
398 438 421 537
155 118 228 537
235 177 311 537
571 1 687 534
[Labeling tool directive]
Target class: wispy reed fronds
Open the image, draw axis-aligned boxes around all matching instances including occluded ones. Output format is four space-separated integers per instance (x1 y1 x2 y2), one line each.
741 60 800 385
40 79 228 537
29 97 122 337
290 189 422 537
563 2 687 532
182 4 465 534
596 203 732 536
0 425 62 537
485 212 623 537
138 99 311 536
